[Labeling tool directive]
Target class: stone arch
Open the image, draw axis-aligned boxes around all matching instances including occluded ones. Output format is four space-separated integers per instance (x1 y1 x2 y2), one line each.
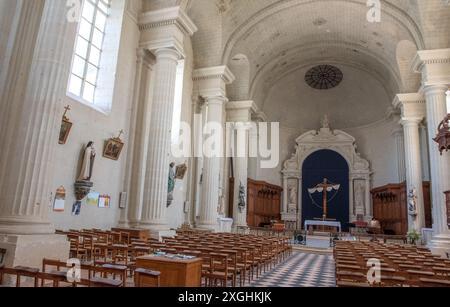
396 40 421 92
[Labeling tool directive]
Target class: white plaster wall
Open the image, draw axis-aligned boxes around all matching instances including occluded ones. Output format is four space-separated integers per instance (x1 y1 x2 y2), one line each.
49 3 140 231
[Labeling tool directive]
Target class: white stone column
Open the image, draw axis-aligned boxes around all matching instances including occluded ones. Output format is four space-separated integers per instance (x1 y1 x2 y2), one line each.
392 128 406 183
413 49 450 254
193 66 235 231
226 101 256 228
394 93 427 231
0 0 75 234
402 118 426 231
137 6 197 237
231 123 250 227
119 49 153 227
0 0 75 268
424 85 450 246
140 48 181 235
197 95 227 230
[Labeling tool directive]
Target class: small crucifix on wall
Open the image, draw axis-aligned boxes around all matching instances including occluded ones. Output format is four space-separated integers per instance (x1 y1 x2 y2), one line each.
58 105 73 145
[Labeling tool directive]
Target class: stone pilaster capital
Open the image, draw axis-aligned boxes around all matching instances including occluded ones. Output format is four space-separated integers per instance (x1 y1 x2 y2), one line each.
393 93 426 119
139 6 197 59
154 48 182 62
193 66 235 99
412 49 450 88
400 117 424 127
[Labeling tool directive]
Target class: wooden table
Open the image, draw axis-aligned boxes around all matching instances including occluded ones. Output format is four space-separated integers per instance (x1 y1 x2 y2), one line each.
111 227 151 240
136 255 202 287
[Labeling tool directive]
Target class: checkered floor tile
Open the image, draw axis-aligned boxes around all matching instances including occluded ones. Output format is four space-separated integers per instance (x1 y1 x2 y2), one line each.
250 252 336 287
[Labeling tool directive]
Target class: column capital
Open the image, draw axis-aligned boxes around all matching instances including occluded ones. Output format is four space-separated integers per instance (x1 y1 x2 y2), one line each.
154 48 182 62
226 101 257 122
400 117 423 127
412 49 450 88
139 6 197 59
193 66 235 98
204 95 229 106
393 93 426 119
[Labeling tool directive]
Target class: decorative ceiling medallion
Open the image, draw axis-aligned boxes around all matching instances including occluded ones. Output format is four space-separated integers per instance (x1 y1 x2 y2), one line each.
305 65 343 90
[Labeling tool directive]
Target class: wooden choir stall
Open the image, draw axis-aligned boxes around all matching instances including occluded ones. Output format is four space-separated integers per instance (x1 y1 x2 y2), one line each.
371 182 432 235
246 179 283 228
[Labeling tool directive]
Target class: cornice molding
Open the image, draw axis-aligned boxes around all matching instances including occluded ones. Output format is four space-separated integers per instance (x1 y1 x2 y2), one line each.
193 66 236 84
393 93 426 119
412 49 450 73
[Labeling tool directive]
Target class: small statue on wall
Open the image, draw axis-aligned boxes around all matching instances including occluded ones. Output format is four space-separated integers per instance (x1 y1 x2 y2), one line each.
77 141 96 182
167 162 176 208
408 188 418 218
74 142 96 216
238 182 246 213
289 185 297 205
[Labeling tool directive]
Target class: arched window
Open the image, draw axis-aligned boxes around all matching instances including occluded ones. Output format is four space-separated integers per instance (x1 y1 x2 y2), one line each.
68 0 110 104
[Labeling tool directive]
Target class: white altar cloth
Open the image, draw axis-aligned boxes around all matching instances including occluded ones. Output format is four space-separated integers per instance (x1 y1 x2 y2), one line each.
304 220 342 233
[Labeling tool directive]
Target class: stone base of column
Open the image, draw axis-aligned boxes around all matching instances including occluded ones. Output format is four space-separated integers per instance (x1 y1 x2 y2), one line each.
0 234 70 269
0 216 55 235
428 234 450 257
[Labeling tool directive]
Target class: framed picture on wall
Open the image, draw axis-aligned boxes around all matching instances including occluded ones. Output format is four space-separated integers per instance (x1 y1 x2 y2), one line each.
98 195 111 208
103 130 125 161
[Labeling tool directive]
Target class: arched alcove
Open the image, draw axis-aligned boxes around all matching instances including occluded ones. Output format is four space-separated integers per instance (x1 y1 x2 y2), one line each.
302 150 350 230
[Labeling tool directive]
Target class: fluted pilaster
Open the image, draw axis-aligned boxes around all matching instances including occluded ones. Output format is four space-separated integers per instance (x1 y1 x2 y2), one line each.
0 0 76 234
392 129 406 183
197 96 227 230
424 85 450 239
140 48 180 231
232 123 250 227
401 118 426 231
119 49 152 227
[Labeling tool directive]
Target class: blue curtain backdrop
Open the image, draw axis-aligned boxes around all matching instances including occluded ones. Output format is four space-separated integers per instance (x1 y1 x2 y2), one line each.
302 150 349 231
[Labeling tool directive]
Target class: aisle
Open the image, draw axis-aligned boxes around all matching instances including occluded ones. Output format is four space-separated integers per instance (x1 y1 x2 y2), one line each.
250 252 336 287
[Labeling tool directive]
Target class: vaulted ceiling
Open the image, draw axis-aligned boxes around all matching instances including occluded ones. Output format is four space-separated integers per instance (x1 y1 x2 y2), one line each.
185 0 450 129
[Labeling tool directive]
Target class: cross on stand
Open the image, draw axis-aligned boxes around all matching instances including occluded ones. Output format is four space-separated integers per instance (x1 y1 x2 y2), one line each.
308 178 340 220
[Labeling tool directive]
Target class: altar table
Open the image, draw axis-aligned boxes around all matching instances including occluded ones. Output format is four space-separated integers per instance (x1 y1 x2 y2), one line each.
304 220 342 233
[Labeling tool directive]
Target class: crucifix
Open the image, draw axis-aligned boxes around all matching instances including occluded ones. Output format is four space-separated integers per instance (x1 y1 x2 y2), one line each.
308 178 340 220
62 105 71 121
117 129 124 140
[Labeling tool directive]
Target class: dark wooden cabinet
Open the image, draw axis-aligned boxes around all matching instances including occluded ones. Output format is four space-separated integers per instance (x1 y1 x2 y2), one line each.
247 179 283 227
445 191 450 229
371 182 431 235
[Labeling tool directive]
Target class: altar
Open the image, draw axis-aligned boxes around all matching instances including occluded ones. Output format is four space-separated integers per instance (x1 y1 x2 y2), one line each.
304 220 342 233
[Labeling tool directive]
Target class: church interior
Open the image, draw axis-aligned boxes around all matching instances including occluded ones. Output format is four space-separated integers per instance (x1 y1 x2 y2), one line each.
0 0 450 289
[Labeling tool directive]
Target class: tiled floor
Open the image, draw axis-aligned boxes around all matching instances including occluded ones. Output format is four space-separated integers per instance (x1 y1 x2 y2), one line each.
250 252 336 287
